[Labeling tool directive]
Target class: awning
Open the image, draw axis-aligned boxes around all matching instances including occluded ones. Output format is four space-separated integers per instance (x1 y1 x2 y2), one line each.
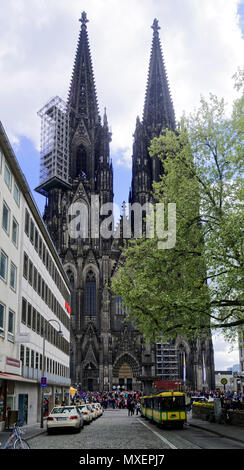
0 372 37 384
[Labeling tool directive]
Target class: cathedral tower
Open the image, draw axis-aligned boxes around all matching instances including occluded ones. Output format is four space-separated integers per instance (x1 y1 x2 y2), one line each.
129 19 215 391
36 13 215 392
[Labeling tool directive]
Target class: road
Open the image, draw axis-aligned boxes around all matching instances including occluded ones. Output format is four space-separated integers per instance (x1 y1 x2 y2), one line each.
29 408 244 450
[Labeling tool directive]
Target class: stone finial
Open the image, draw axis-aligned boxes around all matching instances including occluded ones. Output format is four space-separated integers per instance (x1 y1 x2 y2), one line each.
151 18 160 34
79 11 89 28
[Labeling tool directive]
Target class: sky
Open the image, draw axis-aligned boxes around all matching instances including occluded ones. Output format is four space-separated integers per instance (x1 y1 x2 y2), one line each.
0 0 243 371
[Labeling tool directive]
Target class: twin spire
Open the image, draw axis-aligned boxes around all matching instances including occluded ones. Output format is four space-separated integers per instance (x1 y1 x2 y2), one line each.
143 18 175 132
69 12 175 133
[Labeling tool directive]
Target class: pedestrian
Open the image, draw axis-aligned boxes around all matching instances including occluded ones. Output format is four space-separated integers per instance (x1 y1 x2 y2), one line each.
127 398 132 416
136 401 141 415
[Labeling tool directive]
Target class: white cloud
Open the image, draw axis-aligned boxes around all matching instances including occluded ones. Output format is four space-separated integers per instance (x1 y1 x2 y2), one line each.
0 0 243 163
0 0 243 368
212 333 240 370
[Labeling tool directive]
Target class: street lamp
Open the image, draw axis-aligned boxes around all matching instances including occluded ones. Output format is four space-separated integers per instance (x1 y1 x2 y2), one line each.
40 319 63 428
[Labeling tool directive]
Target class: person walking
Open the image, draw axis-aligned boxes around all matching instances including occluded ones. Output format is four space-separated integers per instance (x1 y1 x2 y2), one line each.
136 401 141 415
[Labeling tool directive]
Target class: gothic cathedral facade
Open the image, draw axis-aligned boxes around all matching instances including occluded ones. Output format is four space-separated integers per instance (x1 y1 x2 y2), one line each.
36 12 215 392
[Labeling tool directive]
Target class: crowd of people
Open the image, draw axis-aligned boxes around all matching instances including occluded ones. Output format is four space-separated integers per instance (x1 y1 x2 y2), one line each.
70 390 142 414
68 388 244 415
185 390 244 411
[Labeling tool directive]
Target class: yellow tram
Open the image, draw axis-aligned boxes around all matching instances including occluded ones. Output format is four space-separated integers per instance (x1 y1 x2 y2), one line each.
140 391 186 429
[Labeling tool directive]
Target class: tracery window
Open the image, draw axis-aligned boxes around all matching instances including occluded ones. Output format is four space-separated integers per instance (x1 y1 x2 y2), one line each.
85 270 96 316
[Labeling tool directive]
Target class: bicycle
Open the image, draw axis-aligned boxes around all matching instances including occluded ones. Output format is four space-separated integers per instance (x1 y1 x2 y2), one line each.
0 423 30 449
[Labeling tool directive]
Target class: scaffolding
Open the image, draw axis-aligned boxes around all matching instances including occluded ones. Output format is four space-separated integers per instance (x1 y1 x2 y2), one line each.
156 342 179 380
36 96 71 195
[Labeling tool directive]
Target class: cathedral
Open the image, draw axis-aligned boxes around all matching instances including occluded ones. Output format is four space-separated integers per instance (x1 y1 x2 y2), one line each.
36 12 215 393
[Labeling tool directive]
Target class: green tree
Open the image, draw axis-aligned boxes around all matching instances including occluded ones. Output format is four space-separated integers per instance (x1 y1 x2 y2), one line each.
112 71 244 343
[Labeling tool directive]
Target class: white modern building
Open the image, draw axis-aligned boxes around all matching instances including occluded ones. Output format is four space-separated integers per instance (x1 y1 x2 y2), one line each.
0 122 71 430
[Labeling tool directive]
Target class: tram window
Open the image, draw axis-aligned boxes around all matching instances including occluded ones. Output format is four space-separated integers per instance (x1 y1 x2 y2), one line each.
159 396 185 411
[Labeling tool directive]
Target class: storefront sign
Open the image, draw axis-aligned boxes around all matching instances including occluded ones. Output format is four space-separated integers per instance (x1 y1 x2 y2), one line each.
5 357 21 375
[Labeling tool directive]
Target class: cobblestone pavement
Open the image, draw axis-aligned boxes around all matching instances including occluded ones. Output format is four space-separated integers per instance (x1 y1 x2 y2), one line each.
28 409 244 450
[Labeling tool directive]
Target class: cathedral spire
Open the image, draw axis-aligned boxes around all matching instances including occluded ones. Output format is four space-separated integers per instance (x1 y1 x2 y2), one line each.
143 18 175 133
68 12 99 125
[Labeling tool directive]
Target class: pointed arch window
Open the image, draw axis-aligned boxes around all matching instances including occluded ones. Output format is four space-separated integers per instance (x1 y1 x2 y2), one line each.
76 145 87 178
85 270 96 316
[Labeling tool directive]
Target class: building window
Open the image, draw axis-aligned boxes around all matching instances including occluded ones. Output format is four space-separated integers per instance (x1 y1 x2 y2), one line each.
37 273 41 296
24 209 30 236
12 217 19 247
31 350 35 368
85 270 96 316
42 280 45 300
10 262 17 291
28 260 33 286
13 182 20 206
34 228 39 251
4 162 12 190
116 296 127 315
32 308 36 332
39 237 42 258
8 310 15 341
35 352 39 369
27 303 32 328
33 267 37 291
30 219 34 244
23 252 28 279
2 201 10 234
0 303 5 337
26 347 30 367
36 312 40 334
21 298 27 324
20 345 25 365
0 250 8 282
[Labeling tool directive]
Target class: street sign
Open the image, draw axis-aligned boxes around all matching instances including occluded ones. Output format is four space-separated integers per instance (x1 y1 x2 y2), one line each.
41 377 47 388
221 378 228 385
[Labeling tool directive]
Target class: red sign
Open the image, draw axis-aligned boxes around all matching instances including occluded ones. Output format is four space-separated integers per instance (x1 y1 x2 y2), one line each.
154 380 182 391
65 301 71 315
6 357 21 368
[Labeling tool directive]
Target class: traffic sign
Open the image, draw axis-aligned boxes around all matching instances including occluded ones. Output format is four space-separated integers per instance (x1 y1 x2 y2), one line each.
41 377 47 387
221 378 228 385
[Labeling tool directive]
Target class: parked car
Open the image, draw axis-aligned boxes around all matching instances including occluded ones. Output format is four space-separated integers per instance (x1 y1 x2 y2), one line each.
95 403 103 416
86 403 95 419
47 406 83 434
87 403 98 419
77 404 93 424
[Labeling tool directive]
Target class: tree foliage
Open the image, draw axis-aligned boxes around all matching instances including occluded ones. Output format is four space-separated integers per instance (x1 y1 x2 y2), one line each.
111 70 244 342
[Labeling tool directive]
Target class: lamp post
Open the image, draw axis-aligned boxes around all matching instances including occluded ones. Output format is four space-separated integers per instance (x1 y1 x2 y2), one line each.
40 319 63 428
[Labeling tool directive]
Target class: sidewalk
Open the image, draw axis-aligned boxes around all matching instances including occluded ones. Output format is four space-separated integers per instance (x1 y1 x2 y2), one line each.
0 420 47 447
187 415 244 445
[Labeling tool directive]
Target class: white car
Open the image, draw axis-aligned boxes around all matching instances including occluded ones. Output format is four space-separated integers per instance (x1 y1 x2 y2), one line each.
87 403 98 419
77 404 93 424
47 406 83 434
94 403 103 416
